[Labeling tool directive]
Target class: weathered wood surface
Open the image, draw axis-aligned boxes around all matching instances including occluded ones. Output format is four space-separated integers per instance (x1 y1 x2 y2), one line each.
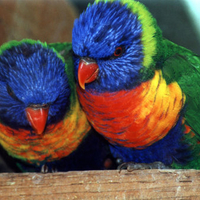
0 169 200 199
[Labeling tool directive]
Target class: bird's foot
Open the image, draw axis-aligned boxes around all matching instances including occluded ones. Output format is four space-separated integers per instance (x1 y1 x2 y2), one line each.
41 164 49 173
41 164 58 173
118 161 171 172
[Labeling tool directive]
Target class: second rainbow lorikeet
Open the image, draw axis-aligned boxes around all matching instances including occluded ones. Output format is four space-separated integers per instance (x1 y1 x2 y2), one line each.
0 39 113 172
72 0 200 169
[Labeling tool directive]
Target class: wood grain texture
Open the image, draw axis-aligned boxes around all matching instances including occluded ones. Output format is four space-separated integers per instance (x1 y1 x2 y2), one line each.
0 169 200 199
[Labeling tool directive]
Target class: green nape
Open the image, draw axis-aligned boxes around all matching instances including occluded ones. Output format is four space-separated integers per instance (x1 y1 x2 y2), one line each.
48 42 77 112
0 39 48 55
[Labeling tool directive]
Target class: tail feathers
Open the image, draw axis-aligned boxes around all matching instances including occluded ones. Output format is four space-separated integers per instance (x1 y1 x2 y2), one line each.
172 123 200 169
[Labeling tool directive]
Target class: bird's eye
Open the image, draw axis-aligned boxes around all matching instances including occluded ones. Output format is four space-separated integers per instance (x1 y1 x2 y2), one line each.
114 47 123 57
7 85 14 96
6 85 20 101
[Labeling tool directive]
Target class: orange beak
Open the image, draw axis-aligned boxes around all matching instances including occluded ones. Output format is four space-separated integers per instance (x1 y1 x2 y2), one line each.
26 105 49 135
78 58 99 90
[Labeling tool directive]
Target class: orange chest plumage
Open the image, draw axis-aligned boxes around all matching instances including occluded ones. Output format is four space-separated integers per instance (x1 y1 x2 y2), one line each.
0 100 90 165
77 70 185 149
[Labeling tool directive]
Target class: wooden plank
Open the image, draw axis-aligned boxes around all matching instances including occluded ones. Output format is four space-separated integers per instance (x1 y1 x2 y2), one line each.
0 169 200 199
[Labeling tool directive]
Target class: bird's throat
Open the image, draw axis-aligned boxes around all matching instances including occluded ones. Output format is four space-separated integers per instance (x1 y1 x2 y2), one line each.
77 70 186 148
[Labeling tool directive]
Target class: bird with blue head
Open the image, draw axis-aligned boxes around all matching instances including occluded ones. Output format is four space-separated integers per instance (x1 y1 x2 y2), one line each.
0 39 113 172
72 0 200 170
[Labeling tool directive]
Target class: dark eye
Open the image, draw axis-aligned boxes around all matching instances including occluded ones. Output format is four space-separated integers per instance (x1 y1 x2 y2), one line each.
7 85 14 96
114 47 123 57
7 85 21 102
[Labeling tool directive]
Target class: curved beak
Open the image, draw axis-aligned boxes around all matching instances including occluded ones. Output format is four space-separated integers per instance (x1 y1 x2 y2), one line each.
78 58 99 90
26 104 49 135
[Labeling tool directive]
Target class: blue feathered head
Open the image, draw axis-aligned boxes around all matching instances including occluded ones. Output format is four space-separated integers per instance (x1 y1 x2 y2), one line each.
0 40 70 133
72 0 160 92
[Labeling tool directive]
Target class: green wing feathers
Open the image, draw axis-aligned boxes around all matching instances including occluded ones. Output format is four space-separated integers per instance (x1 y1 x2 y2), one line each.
161 40 200 137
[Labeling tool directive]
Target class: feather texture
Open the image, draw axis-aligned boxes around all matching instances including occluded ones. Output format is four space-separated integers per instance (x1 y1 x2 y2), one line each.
0 39 91 167
72 0 200 168
77 70 185 148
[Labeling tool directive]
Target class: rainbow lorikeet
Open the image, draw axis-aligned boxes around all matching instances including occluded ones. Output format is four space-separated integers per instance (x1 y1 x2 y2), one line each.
0 39 113 172
72 0 200 169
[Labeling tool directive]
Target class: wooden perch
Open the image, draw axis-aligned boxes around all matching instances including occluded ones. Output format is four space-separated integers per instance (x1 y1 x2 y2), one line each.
0 169 200 199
